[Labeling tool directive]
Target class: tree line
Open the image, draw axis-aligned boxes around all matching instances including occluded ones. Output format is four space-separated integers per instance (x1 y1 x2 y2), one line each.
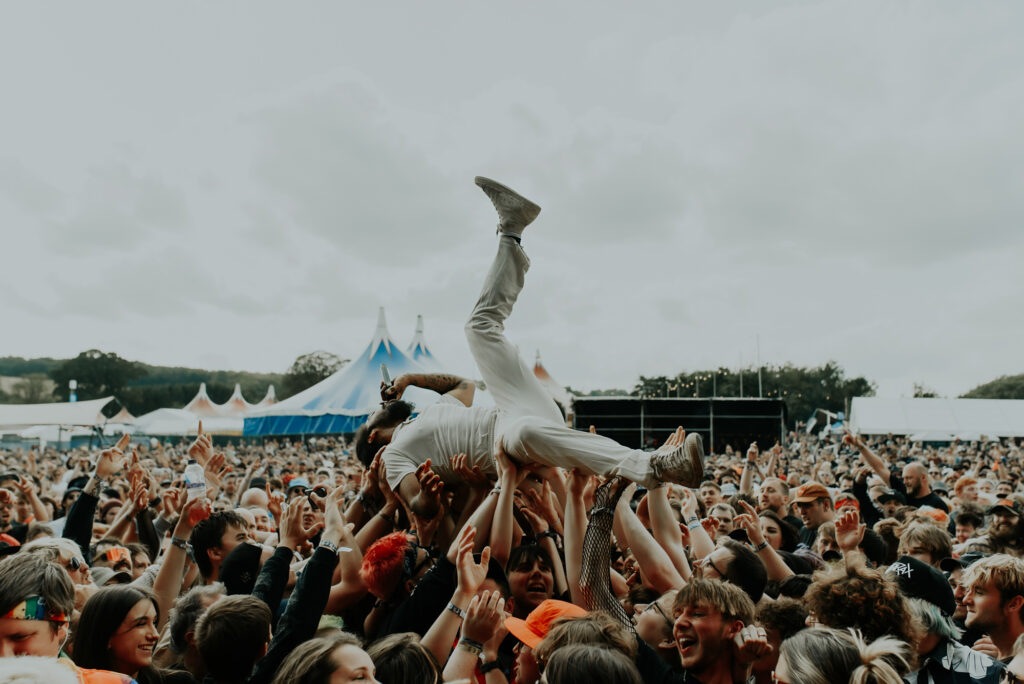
1 352 1022 427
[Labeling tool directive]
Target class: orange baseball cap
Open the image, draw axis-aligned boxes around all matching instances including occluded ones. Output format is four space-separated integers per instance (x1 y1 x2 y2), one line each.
504 599 587 649
793 482 831 503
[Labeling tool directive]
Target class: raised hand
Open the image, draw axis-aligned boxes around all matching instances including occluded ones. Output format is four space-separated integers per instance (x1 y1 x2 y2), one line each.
266 485 285 523
834 509 865 552
733 623 772 664
415 459 444 510
701 516 721 538
746 442 759 463
96 434 132 480
452 453 489 490
494 441 527 488
734 500 765 547
455 526 491 598
187 421 214 467
204 452 232 499
462 590 506 645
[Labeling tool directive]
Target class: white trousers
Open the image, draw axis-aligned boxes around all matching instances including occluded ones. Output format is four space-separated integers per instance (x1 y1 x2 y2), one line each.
465 237 655 486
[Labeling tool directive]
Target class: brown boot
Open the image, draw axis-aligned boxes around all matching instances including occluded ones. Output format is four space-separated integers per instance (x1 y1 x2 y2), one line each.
649 433 705 488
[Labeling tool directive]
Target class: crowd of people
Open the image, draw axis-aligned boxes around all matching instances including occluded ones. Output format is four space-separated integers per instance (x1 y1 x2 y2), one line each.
2 177 1024 684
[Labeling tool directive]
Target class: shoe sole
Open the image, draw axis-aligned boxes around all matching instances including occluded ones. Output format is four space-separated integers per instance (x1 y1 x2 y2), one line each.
474 176 542 224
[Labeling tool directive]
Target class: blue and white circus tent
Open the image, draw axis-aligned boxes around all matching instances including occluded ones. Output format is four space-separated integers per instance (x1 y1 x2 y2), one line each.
243 309 442 436
408 315 444 371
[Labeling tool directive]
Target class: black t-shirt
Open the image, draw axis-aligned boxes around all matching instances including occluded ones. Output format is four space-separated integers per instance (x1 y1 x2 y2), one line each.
890 473 949 512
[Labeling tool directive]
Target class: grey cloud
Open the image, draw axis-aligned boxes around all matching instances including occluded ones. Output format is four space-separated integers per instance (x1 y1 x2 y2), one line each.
0 158 64 214
45 164 189 256
246 84 466 266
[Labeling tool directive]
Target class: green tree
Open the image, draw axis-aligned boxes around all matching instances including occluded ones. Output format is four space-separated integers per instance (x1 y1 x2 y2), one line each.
282 351 348 398
913 382 940 398
49 350 147 401
627 362 875 428
962 374 1024 399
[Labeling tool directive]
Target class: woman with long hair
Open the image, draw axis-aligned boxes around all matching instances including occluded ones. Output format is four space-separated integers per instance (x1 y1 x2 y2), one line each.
72 585 195 684
775 627 910 684
272 633 378 684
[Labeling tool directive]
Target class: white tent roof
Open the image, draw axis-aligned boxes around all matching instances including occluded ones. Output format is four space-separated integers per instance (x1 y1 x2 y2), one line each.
849 397 1024 438
134 408 242 436
0 397 113 430
183 383 222 417
220 383 256 417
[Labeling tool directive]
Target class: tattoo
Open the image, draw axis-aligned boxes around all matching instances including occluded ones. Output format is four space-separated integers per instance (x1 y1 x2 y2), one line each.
404 374 468 395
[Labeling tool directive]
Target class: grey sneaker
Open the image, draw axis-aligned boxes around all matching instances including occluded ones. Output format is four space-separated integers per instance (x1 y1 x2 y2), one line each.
649 432 705 488
474 176 541 237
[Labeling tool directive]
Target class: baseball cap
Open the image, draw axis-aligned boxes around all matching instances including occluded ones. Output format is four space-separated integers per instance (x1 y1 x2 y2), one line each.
834 493 859 511
287 477 311 493
92 566 132 586
504 600 587 649
885 555 956 616
877 489 905 505
939 552 986 573
793 482 831 503
987 499 1023 517
219 542 263 595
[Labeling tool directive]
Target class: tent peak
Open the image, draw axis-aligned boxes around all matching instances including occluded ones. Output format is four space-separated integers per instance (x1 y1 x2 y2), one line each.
373 307 393 354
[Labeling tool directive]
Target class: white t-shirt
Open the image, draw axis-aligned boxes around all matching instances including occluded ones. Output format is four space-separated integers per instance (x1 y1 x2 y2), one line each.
383 395 500 490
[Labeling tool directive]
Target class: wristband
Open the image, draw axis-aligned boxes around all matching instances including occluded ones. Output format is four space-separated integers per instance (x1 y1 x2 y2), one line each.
85 477 108 498
459 637 484 656
686 519 702 530
170 536 190 552
538 530 560 542
319 539 339 554
446 601 466 619
480 660 503 674
753 540 769 552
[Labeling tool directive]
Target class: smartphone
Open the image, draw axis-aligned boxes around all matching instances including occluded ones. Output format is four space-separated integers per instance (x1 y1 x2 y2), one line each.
380 364 393 400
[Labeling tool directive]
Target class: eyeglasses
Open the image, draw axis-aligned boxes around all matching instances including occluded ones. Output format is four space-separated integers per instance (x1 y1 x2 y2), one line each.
698 555 728 579
643 601 674 630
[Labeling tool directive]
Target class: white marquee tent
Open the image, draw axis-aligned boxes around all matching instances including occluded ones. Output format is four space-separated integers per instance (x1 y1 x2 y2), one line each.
848 397 1024 439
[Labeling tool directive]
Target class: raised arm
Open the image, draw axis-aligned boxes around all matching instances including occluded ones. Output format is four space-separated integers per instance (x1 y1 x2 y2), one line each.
612 483 684 593
739 442 758 496
564 469 590 605
65 434 131 558
397 459 444 520
385 373 475 408
845 431 891 486
734 501 793 582
648 486 692 581
423 526 491 670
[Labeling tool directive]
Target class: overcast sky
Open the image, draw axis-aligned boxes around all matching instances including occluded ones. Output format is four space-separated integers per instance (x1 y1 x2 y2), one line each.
2 2 1022 400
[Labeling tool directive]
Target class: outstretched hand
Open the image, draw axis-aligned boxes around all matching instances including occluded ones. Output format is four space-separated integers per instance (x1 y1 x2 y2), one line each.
455 526 491 598
95 434 132 480
835 509 865 552
188 421 214 467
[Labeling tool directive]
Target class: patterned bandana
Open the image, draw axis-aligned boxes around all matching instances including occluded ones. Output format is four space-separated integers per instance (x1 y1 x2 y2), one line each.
1 595 69 624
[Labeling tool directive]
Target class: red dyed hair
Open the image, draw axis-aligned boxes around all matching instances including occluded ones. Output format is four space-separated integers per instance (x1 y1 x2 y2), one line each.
360 531 415 599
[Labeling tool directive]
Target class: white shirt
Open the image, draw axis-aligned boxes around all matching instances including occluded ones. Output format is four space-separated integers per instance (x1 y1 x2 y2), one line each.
383 395 500 490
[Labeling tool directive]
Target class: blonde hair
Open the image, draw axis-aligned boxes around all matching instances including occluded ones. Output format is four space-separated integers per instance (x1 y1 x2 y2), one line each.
779 627 910 684
897 522 952 561
963 554 1024 616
